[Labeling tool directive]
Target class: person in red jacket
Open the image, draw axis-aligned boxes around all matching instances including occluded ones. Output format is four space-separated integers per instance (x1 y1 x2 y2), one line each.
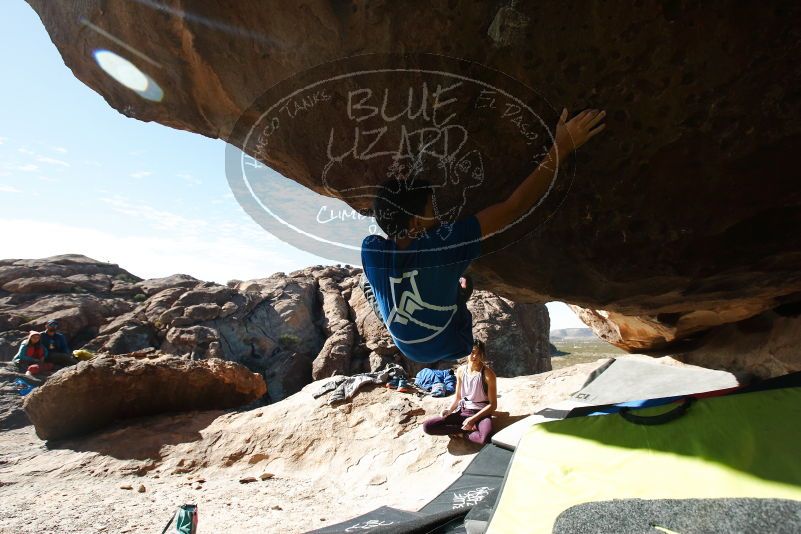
12 331 53 375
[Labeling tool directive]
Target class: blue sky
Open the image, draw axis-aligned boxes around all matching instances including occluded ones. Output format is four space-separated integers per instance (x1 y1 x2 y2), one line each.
0 1 586 330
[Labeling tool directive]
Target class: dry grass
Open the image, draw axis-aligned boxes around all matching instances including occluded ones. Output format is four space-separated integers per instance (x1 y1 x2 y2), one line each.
550 338 628 370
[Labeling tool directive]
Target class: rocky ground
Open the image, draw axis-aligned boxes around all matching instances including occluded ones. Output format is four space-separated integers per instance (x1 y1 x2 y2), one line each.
0 359 611 534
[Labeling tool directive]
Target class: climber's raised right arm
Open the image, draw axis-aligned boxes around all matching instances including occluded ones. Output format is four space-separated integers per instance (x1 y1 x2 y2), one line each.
476 108 606 238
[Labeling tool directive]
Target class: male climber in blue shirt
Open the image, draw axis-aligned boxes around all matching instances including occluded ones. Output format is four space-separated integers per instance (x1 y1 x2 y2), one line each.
360 108 606 363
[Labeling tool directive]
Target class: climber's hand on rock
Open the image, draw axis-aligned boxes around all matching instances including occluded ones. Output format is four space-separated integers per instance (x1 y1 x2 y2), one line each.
477 108 605 238
555 108 606 154
441 408 452 417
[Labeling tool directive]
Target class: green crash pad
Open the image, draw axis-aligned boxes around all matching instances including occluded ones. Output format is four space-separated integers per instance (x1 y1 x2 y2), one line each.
487 386 801 533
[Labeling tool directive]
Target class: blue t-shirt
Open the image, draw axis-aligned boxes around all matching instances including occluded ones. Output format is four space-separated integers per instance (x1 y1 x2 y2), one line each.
361 215 482 363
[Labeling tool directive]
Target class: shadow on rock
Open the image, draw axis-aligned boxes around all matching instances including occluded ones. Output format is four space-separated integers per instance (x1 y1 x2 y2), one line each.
491 411 530 434
446 437 483 456
23 355 266 441
50 409 223 462
444 411 527 456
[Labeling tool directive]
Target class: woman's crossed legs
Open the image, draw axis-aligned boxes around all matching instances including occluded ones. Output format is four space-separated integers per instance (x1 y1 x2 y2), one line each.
422 409 492 445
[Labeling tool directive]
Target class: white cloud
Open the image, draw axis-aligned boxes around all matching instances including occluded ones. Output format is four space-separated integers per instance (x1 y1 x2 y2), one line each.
15 164 38 172
100 195 209 233
212 191 236 205
36 156 70 167
17 147 35 156
0 185 22 193
177 172 202 185
129 170 152 178
0 218 328 283
37 175 59 183
82 160 102 167
0 136 8 145
51 146 68 154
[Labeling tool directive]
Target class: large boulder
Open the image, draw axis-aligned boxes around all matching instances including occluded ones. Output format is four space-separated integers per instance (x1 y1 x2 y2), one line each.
23 2 801 359
22 355 267 440
0 256 140 360
469 290 551 376
669 308 801 379
89 267 342 401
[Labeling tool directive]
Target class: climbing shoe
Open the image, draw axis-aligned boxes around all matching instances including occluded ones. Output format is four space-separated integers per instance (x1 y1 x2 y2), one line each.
430 382 446 397
359 273 383 321
397 378 412 393
385 377 400 389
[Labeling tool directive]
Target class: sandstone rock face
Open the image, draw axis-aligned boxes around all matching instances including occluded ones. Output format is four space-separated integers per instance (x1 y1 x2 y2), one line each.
571 297 786 352
24 1 801 355
571 303 801 378
22 355 266 440
348 277 398 373
0 363 34 430
571 306 679 351
469 290 551 376
134 274 199 296
669 308 801 379
0 255 140 361
2 276 75 294
312 276 357 379
1 257 551 402
89 265 550 398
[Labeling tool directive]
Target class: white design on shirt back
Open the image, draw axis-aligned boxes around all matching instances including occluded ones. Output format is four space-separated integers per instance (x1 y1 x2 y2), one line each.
386 270 457 344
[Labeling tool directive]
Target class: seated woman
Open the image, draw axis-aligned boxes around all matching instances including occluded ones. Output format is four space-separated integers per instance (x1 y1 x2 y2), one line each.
422 340 497 445
12 331 52 375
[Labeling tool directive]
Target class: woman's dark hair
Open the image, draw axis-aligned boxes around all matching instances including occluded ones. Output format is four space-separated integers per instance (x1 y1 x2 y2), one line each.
457 339 491 369
373 178 433 239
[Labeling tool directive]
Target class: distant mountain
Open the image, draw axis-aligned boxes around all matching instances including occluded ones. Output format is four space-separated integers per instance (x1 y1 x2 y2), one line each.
550 328 595 340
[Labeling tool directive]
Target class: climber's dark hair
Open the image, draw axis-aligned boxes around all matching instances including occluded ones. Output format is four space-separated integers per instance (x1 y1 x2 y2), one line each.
372 178 433 239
